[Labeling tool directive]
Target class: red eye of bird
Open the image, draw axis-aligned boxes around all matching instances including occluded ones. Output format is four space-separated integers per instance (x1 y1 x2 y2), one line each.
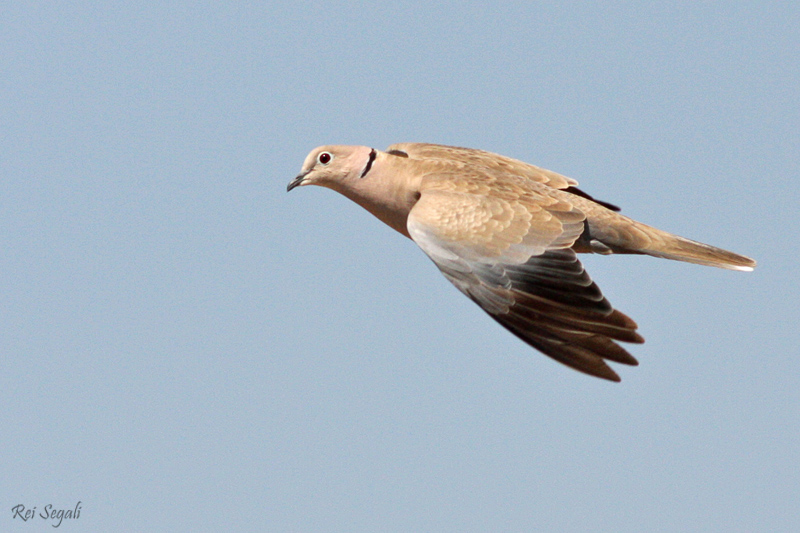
318 152 332 165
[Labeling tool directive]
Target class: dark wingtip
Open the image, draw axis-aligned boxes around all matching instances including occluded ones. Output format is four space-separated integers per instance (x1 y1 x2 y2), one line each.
565 186 621 211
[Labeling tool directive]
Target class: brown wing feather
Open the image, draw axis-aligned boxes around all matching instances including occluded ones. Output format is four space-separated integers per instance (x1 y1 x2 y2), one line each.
467 249 642 381
408 184 643 381
388 142 580 190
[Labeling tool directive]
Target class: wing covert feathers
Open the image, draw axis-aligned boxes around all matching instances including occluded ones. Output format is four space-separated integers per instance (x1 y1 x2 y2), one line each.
388 142 580 190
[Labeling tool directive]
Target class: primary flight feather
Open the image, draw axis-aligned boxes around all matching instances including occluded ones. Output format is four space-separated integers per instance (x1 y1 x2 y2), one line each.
287 143 755 381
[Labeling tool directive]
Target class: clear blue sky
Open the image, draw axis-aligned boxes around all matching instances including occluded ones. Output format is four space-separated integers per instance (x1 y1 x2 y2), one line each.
2 2 798 531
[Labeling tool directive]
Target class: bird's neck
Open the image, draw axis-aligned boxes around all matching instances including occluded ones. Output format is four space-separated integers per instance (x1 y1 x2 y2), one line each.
328 156 421 238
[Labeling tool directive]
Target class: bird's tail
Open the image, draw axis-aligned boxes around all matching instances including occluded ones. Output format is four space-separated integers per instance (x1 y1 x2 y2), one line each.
640 232 756 271
586 214 756 271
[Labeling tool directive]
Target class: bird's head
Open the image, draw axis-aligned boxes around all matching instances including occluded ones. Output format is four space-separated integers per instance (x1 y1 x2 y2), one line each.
287 145 376 193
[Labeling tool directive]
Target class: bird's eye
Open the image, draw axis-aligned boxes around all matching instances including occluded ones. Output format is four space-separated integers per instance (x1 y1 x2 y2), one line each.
317 152 333 165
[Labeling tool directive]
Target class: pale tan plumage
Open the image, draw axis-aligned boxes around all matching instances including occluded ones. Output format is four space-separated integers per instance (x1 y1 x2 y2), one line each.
287 143 756 381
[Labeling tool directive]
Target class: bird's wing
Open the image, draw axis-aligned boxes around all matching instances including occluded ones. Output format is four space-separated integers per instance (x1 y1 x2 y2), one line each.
406 174 643 381
387 142 579 190
387 142 621 211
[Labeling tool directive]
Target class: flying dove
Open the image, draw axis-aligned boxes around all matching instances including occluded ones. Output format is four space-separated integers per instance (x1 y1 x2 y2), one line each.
287 143 755 381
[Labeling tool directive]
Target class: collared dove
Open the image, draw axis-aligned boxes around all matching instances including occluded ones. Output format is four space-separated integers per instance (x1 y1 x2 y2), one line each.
287 143 755 382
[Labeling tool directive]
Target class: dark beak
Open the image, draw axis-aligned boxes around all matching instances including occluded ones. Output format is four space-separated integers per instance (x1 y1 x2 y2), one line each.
286 171 309 192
